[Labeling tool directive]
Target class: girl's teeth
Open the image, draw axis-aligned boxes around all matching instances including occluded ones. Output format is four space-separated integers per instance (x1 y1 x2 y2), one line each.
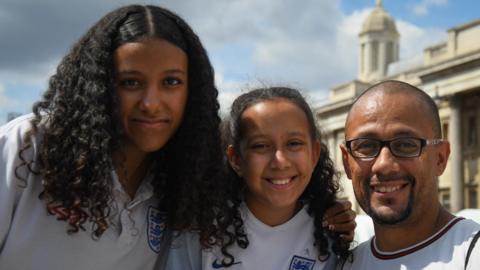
271 178 291 185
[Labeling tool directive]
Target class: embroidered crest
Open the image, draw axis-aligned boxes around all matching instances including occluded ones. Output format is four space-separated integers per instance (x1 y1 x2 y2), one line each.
147 206 166 253
289 255 315 270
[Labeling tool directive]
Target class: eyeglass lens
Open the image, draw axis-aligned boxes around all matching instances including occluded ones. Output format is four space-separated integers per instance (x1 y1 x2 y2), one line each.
350 138 422 158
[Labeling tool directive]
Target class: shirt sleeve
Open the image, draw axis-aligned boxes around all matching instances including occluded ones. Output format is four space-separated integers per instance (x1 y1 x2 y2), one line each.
466 230 480 270
165 231 202 270
0 117 34 252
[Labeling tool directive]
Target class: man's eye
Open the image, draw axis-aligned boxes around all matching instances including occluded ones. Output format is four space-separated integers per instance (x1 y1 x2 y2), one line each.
356 142 377 150
393 139 419 151
353 141 379 155
397 142 416 148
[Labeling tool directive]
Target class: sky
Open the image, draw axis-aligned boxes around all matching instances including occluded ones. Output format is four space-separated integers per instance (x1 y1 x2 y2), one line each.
0 0 479 123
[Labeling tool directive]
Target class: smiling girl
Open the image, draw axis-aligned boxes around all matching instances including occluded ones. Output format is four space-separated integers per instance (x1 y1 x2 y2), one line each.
217 87 351 269
168 87 352 269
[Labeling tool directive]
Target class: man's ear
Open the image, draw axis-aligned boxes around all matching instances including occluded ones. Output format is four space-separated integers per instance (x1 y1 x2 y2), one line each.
340 144 352 180
435 140 450 176
227 145 243 176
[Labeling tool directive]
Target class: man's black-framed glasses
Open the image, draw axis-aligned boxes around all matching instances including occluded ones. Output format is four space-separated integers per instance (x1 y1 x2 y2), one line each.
345 137 444 159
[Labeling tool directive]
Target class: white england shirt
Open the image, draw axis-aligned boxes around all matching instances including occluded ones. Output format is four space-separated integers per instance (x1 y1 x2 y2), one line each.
0 114 166 270
167 203 337 270
339 217 480 270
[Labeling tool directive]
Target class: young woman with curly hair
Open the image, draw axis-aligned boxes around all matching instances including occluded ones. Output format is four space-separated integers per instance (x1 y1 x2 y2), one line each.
0 5 229 270
167 87 353 269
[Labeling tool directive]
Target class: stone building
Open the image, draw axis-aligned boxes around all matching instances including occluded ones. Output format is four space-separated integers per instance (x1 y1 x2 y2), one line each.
316 0 480 213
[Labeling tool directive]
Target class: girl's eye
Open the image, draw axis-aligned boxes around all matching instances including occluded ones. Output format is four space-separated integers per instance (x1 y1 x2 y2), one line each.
163 77 183 86
117 79 142 89
250 143 269 150
288 140 304 148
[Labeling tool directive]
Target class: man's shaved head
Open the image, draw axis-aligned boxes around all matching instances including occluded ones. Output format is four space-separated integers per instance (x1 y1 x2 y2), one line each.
346 80 442 138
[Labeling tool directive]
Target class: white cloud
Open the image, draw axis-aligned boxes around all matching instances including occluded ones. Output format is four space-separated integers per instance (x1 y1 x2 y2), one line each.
396 20 446 60
183 0 346 90
413 0 448 16
214 70 243 116
334 8 373 81
215 68 277 116
0 82 17 108
0 0 454 117
217 90 239 118
183 0 448 105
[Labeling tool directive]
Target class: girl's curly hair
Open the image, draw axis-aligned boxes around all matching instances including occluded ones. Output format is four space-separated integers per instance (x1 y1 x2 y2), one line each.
16 5 230 245
217 86 350 265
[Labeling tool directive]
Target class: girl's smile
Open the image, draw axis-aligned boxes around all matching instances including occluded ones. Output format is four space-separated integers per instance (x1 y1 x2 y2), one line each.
228 98 320 225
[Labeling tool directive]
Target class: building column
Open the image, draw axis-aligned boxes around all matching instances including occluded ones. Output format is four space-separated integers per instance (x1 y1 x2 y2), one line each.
449 95 464 212
363 41 372 81
326 132 336 164
379 41 386 77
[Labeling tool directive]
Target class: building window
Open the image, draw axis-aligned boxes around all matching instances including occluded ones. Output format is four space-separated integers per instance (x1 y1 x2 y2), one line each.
441 191 451 211
443 122 449 140
371 41 379 71
467 115 477 146
468 188 478 208
467 158 477 183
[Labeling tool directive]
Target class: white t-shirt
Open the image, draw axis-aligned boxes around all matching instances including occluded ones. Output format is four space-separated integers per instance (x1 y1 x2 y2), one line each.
0 114 165 270
167 203 337 270
339 217 480 270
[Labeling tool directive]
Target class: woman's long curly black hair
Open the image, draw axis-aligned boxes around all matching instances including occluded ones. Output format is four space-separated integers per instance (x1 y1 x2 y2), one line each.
218 86 350 265
16 5 230 245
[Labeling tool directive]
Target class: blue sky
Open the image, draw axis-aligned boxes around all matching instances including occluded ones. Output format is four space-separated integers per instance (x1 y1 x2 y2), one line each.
0 0 478 123
343 0 478 29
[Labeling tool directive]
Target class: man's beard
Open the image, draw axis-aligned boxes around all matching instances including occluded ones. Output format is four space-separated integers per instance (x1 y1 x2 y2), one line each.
361 175 416 225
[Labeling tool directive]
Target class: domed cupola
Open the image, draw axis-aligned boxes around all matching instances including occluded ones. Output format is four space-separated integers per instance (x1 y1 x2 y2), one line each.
358 0 400 82
361 0 398 34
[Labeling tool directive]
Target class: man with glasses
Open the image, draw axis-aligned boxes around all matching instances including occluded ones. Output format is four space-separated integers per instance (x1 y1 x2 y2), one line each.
339 80 480 270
